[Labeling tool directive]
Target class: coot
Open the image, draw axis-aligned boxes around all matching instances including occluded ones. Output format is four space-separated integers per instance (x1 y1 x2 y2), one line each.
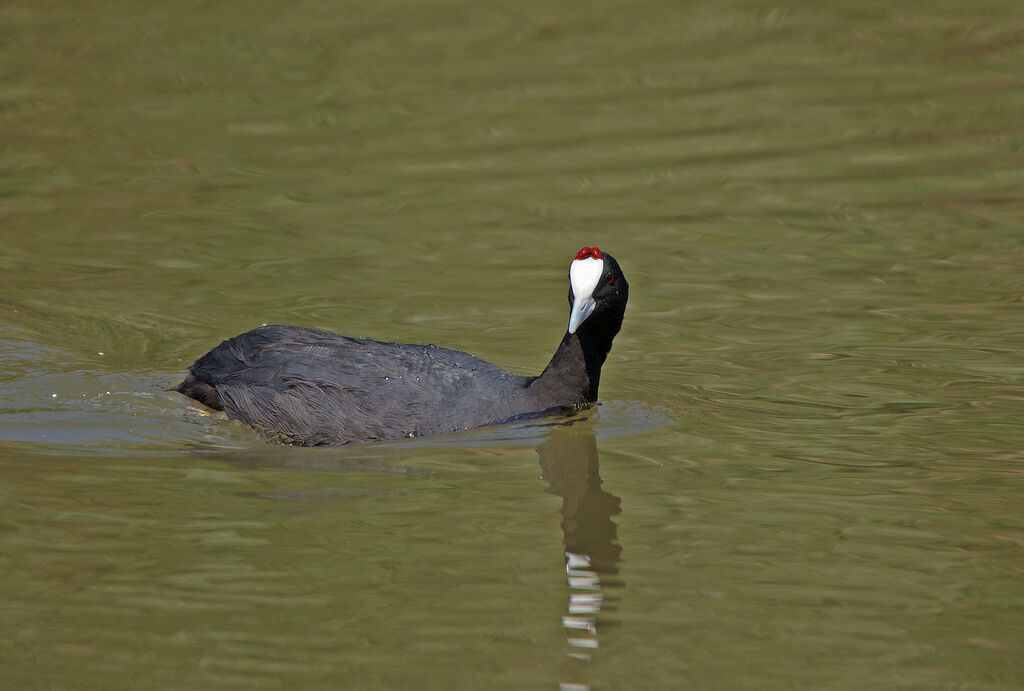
175 247 628 445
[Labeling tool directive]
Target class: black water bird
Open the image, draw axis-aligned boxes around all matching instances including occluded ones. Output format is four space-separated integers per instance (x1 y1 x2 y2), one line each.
175 247 628 445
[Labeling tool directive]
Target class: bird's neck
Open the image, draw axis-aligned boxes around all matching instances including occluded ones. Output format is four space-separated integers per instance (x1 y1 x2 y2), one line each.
530 319 619 406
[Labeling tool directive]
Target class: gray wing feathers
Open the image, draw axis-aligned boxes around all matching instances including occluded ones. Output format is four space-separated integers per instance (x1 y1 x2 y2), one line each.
187 325 529 445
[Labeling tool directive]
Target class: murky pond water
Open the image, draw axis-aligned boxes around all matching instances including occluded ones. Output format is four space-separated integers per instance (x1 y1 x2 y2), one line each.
3 1 1023 689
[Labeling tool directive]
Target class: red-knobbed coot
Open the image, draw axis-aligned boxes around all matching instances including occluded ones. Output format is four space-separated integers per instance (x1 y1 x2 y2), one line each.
176 247 628 445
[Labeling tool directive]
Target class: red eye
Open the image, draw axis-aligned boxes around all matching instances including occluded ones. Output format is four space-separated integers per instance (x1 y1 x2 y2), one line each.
606 274 615 285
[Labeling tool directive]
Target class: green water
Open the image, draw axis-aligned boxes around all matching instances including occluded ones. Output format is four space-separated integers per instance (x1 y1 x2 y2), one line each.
2 1 1023 688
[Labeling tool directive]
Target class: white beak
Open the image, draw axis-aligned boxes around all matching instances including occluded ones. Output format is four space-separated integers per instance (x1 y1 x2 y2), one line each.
568 256 603 334
568 295 596 334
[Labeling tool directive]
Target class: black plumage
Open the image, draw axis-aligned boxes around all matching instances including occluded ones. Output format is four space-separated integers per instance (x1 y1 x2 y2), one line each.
175 249 627 445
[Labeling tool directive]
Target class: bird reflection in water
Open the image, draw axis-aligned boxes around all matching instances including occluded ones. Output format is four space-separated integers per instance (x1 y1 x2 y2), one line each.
213 418 623 690
536 426 622 685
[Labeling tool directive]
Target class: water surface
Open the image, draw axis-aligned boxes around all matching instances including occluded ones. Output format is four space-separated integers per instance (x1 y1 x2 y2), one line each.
2 1 1023 689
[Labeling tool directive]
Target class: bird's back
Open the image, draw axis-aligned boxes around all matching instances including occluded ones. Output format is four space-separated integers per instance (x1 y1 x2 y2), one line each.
177 324 535 445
